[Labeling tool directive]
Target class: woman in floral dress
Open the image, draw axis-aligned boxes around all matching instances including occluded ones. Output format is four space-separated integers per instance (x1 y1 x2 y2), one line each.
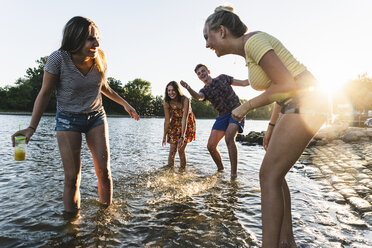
162 81 196 169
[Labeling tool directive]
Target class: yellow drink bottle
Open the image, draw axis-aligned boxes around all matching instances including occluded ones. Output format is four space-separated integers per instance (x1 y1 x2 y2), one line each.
14 136 26 161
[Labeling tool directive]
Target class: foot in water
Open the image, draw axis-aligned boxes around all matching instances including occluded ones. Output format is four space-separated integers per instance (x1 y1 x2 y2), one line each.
279 240 297 248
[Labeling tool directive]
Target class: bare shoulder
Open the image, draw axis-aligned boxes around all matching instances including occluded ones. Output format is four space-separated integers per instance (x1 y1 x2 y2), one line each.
163 101 170 108
183 96 190 103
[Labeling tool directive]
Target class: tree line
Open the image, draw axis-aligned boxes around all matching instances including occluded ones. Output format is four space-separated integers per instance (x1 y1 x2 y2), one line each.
0 56 273 119
4 56 370 119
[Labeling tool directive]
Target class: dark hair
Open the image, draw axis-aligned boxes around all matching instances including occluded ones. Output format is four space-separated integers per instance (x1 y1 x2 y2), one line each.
194 64 209 73
164 81 184 103
205 6 247 37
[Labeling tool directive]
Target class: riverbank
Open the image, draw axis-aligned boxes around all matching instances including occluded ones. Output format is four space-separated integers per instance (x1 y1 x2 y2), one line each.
237 126 372 228
0 112 55 116
0 112 134 118
299 140 372 224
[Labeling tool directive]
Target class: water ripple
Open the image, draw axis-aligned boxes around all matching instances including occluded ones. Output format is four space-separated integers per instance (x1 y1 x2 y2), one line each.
0 116 371 247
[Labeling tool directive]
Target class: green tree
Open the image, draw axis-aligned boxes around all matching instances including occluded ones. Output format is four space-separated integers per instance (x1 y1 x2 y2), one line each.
123 78 154 116
0 87 7 110
245 101 273 120
25 57 48 102
191 98 218 118
3 56 56 112
5 78 33 111
102 77 163 117
24 56 56 112
151 95 164 117
102 77 127 114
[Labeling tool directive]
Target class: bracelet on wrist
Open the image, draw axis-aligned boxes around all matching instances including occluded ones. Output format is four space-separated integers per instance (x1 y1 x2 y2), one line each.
28 126 36 132
268 123 275 127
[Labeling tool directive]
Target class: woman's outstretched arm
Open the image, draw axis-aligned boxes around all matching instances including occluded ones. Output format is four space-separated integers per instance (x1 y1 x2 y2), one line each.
101 83 139 120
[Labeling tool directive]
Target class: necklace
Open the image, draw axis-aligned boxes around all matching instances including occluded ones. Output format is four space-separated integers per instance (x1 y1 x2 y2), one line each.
170 101 180 110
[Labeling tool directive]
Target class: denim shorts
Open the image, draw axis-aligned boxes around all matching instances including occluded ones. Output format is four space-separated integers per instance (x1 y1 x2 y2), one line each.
55 108 106 133
212 112 245 133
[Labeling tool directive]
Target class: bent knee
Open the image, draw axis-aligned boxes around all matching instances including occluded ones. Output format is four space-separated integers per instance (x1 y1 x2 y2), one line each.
224 136 236 147
259 166 284 188
207 143 217 152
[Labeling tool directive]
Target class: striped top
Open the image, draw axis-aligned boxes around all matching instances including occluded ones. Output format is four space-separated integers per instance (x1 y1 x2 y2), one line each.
244 32 307 91
44 50 103 113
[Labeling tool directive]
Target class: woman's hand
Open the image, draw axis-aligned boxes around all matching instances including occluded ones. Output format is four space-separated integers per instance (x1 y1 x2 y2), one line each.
232 101 252 122
124 104 140 120
11 128 35 147
177 137 185 149
263 128 273 151
162 136 167 147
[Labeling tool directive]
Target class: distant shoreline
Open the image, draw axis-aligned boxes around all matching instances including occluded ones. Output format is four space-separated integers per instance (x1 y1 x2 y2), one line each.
0 112 53 116
0 112 166 119
0 112 135 118
0 112 269 120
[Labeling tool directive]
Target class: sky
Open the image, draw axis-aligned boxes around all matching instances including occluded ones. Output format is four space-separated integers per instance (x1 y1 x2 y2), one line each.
1 0 371 100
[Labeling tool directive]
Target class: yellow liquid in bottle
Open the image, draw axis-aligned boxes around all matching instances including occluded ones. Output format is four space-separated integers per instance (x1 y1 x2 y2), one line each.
14 149 26 161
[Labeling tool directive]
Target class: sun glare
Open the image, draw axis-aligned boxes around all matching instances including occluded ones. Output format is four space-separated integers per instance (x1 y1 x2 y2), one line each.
316 78 354 128
318 79 346 97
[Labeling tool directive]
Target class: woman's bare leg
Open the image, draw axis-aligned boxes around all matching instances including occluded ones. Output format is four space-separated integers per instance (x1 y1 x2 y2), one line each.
260 113 325 247
57 131 82 213
168 143 177 167
279 179 296 247
86 122 112 207
178 142 188 169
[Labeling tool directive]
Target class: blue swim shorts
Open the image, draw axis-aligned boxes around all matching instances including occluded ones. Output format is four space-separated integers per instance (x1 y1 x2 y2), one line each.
212 112 244 133
55 108 106 133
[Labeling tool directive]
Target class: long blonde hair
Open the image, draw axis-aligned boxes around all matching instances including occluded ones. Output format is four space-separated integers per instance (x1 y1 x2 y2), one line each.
60 16 107 85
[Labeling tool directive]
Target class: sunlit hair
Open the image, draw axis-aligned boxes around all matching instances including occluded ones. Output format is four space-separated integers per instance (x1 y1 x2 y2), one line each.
194 64 209 73
164 81 184 103
60 16 107 85
205 6 247 37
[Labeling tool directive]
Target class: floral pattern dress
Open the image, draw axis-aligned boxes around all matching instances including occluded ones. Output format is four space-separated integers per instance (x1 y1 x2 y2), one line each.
167 108 196 144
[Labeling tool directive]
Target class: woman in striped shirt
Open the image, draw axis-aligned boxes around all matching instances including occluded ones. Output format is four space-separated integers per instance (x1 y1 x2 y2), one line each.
11 17 139 214
203 5 328 247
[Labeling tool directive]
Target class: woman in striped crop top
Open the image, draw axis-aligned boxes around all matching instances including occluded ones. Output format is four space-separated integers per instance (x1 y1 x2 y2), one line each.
11 17 139 214
203 5 329 247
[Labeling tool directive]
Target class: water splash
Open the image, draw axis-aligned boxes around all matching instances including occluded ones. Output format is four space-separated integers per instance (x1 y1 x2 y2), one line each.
146 168 222 204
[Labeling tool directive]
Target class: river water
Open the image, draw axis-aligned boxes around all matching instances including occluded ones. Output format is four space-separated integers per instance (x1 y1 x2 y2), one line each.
0 115 370 247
